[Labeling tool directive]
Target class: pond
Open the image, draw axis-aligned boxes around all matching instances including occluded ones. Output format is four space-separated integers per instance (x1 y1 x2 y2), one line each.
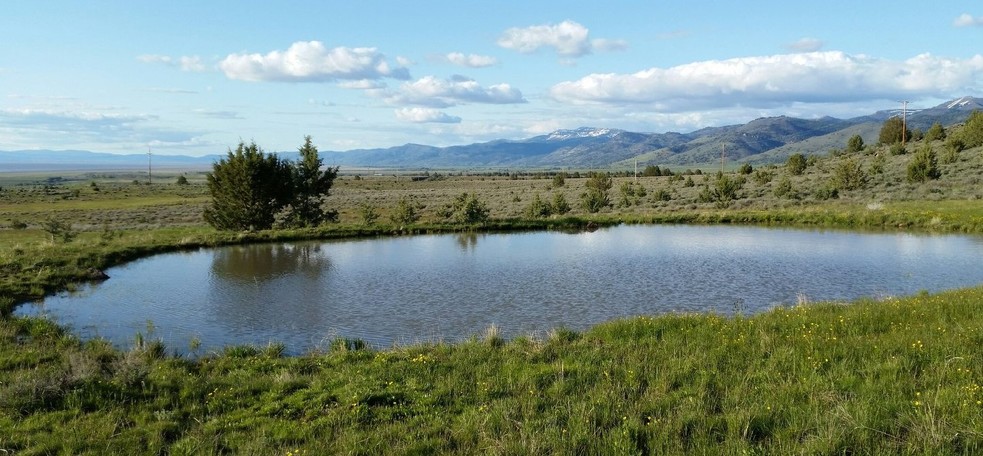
16 225 983 354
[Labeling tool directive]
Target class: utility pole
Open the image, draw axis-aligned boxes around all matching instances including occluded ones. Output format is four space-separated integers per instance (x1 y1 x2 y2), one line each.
634 158 638 183
147 146 153 185
900 100 909 146
720 144 726 173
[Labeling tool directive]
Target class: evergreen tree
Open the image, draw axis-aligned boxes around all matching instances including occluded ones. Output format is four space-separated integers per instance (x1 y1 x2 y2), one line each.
786 153 807 176
204 141 295 231
878 117 911 145
289 136 339 227
907 145 941 183
845 134 865 153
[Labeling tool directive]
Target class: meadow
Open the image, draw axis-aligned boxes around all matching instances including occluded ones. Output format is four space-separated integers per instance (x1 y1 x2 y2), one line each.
1 135 983 453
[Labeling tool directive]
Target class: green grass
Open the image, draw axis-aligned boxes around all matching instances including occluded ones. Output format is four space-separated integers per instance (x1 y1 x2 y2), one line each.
2 287 982 454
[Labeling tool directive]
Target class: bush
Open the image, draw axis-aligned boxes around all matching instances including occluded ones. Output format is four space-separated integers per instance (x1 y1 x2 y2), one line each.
390 197 420 226
580 173 612 213
846 134 865 153
525 193 553 218
42 218 76 243
448 193 490 224
738 163 753 174
813 184 839 200
551 192 571 215
552 172 566 188
878 117 911 145
786 153 807 176
832 157 868 191
175 175 189 185
358 204 379 225
907 145 941 183
773 176 795 199
925 122 946 142
959 110 983 148
698 174 742 207
617 181 646 207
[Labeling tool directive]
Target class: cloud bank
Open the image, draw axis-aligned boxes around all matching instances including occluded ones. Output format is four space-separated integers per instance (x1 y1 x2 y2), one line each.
498 20 626 57
394 107 462 123
445 52 498 68
219 41 410 82
385 75 526 108
550 51 983 111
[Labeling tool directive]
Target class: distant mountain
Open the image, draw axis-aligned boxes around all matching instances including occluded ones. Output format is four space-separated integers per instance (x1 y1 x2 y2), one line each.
3 97 980 171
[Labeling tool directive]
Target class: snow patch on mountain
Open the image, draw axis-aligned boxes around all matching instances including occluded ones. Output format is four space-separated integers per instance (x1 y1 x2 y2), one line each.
546 127 620 141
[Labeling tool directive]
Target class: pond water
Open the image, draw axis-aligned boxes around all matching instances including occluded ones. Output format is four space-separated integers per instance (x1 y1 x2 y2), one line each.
16 225 983 354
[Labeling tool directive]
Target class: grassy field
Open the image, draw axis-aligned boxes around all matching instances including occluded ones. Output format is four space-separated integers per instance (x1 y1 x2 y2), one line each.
1 136 983 453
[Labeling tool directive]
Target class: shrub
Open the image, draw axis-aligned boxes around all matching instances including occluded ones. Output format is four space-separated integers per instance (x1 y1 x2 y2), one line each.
525 194 553 218
907 145 941 183
960 110 983 148
832 157 868 191
869 153 886 175
449 193 490 224
878 117 911 145
889 143 907 156
925 122 946 142
42 218 76 243
175 175 189 185
813 184 839 200
580 173 612 213
552 172 566 188
752 169 773 185
390 197 419 226
846 134 865 153
773 176 794 199
698 174 742 207
617 181 646 207
786 153 807 175
551 192 571 215
358 204 379 225
738 163 753 174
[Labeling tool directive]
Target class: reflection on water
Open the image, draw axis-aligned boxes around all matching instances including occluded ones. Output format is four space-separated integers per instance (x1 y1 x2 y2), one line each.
455 232 480 251
16 225 983 355
211 243 330 281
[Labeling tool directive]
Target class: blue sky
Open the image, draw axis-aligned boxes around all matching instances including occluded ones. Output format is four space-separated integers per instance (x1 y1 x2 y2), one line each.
2 1 982 156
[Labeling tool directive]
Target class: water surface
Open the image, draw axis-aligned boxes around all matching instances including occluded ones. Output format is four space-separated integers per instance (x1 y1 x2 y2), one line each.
17 225 983 354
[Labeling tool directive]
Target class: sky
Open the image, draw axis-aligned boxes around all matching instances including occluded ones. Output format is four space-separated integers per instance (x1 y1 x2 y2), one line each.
2 1 983 157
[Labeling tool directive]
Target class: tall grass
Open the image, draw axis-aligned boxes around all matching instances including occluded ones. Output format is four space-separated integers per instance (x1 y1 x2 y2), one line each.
2 287 982 453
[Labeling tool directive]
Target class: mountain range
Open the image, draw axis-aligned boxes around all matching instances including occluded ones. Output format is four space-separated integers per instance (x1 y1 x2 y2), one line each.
2 97 981 172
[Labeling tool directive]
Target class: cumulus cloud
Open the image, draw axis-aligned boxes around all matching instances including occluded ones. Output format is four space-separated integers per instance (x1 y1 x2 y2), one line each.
218 41 410 82
385 75 526 107
954 13 983 27
550 51 983 111
0 108 198 148
138 54 206 72
445 52 498 68
394 107 462 123
786 38 824 53
497 20 625 57
339 80 387 90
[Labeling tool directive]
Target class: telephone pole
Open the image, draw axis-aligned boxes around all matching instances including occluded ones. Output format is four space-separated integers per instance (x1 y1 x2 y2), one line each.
147 147 153 185
900 100 909 146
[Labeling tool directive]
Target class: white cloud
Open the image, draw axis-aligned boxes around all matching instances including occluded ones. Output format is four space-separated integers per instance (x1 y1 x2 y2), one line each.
497 20 624 57
385 75 526 107
146 87 198 94
0 108 199 149
445 52 498 68
394 107 462 124
550 51 983 111
954 13 983 27
138 54 206 72
218 41 410 82
338 80 387 90
786 38 824 53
